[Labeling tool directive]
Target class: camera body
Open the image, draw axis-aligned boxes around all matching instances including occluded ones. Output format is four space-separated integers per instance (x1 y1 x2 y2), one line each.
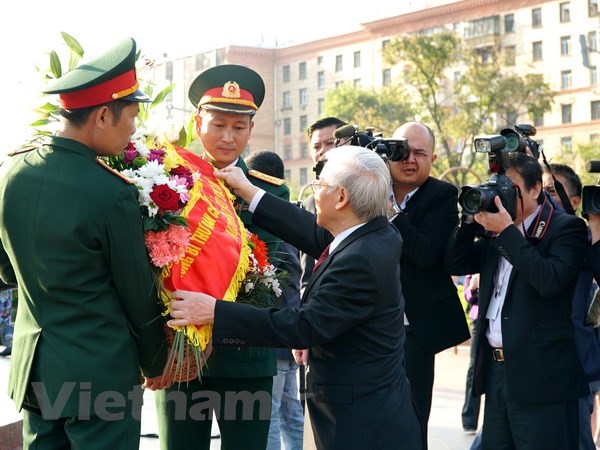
582 160 600 219
458 135 518 220
333 125 411 162
500 124 542 159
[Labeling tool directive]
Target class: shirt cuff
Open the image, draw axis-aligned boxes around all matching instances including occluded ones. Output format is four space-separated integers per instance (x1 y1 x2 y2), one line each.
248 189 266 213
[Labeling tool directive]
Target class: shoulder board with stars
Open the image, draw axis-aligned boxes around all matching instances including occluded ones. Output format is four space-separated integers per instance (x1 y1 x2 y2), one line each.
247 169 286 186
7 147 36 157
95 158 134 184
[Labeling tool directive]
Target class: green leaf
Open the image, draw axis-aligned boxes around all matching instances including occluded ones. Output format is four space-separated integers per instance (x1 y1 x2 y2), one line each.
30 118 53 127
39 102 59 113
61 32 84 58
49 51 62 78
151 84 175 108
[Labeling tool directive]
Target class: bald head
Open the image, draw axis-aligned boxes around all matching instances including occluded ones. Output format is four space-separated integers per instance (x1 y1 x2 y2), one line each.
392 122 435 151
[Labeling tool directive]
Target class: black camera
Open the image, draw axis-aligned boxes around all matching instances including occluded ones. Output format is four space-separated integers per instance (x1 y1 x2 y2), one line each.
582 160 600 219
500 124 542 159
458 135 518 220
332 125 411 162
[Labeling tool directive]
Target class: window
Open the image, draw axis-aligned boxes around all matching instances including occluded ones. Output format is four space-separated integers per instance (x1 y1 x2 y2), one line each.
589 31 598 52
283 118 291 135
533 113 544 127
283 65 290 83
195 54 208 71
464 16 500 39
505 46 516 66
299 168 308 186
532 8 542 27
165 61 173 81
591 66 598 86
299 88 308 108
284 169 291 180
284 145 291 160
354 51 361 68
282 91 291 109
561 70 572 89
532 41 543 61
561 104 572 123
382 68 391 86
559 2 570 22
591 133 599 142
560 36 571 56
592 101 600 120
591 0 599 16
299 62 307 80
335 55 343 72
453 71 461 83
504 14 515 33
317 98 324 116
335 81 344 88
318 71 325 89
299 115 307 133
561 137 572 152
300 142 308 159
317 56 323 65
382 39 391 49
353 78 362 88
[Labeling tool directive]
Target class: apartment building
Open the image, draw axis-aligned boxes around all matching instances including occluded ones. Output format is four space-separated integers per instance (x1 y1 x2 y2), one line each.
149 0 600 192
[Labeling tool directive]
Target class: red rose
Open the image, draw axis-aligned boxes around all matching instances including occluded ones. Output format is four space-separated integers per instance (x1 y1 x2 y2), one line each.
150 184 180 211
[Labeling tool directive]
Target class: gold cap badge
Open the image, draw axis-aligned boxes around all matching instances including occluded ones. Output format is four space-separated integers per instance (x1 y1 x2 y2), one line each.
222 81 241 99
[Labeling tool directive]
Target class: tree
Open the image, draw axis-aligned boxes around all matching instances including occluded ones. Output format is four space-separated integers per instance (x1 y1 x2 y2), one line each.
382 32 555 181
324 83 414 137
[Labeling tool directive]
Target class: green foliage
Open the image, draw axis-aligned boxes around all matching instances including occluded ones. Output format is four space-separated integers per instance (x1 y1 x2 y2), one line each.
380 31 554 175
553 141 600 187
324 84 414 136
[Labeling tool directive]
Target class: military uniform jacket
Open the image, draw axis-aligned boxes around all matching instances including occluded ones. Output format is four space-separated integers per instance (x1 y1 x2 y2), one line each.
0 136 167 417
202 157 290 378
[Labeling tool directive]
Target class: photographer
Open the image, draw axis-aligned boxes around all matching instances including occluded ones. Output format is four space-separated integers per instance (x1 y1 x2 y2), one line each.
388 122 470 445
445 152 588 449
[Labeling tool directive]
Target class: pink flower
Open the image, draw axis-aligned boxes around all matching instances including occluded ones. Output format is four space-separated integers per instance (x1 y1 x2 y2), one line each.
170 166 194 189
123 142 139 164
144 225 192 267
148 148 167 164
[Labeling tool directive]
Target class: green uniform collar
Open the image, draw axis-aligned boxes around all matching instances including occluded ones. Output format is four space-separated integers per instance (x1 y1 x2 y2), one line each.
44 135 98 160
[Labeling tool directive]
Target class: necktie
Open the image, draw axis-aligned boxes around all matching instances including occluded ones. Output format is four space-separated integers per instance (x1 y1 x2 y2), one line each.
312 244 331 273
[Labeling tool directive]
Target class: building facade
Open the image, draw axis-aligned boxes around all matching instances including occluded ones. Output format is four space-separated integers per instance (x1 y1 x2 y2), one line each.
149 0 600 193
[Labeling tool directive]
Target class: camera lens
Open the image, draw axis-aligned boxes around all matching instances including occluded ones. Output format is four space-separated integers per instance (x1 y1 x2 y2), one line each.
504 133 520 152
460 187 496 215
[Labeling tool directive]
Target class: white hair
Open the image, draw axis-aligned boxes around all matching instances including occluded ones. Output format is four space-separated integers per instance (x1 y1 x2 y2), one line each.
320 146 390 221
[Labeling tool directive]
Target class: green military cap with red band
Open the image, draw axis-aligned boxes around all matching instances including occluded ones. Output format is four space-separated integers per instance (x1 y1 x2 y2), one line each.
188 64 265 115
43 37 150 109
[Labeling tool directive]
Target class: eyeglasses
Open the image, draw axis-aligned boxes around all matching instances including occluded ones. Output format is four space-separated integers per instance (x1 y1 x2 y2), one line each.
309 182 334 194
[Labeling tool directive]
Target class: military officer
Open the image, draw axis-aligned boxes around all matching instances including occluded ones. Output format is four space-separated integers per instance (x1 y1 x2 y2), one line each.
155 64 290 450
0 37 170 449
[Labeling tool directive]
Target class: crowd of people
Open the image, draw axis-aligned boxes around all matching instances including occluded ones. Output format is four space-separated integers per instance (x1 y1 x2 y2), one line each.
1 36 600 450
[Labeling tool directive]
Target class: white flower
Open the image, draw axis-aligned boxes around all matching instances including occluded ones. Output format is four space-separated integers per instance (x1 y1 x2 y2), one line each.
137 159 166 180
244 282 255 293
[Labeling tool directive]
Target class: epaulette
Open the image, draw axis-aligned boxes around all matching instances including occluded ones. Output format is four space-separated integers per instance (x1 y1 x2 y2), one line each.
7 147 36 157
95 159 134 184
248 169 286 186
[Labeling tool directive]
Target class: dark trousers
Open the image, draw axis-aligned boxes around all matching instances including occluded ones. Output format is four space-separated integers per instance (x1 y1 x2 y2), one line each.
22 405 140 450
404 330 435 448
462 321 481 430
155 376 273 450
481 355 579 450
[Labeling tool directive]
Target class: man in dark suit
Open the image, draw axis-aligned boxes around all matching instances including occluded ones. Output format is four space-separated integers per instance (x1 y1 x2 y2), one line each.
0 38 169 449
300 117 348 291
445 152 588 449
155 64 290 450
388 122 470 443
168 146 423 450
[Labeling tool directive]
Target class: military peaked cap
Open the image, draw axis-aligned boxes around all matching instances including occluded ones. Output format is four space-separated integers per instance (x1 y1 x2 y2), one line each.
43 37 150 109
188 64 265 115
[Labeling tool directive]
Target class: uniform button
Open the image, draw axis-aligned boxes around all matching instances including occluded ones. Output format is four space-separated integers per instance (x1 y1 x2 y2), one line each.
240 340 246 345
234 339 240 344
222 338 228 344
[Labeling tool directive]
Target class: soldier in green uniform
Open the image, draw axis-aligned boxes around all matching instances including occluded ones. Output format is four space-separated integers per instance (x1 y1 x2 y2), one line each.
155 64 290 450
0 37 169 449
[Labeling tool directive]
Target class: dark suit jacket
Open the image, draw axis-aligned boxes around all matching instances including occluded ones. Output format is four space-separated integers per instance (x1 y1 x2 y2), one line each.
202 157 290 378
299 194 317 293
391 177 469 354
0 136 168 417
445 211 589 404
213 193 422 450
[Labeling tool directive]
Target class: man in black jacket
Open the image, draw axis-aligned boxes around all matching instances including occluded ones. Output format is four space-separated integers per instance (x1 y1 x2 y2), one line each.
388 122 470 446
445 152 588 449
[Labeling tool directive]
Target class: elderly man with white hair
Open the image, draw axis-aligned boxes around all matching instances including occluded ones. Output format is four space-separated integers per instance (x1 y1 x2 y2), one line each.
168 146 422 450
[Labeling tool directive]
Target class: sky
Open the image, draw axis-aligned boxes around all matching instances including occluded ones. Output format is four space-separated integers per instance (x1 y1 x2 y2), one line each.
0 0 445 154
